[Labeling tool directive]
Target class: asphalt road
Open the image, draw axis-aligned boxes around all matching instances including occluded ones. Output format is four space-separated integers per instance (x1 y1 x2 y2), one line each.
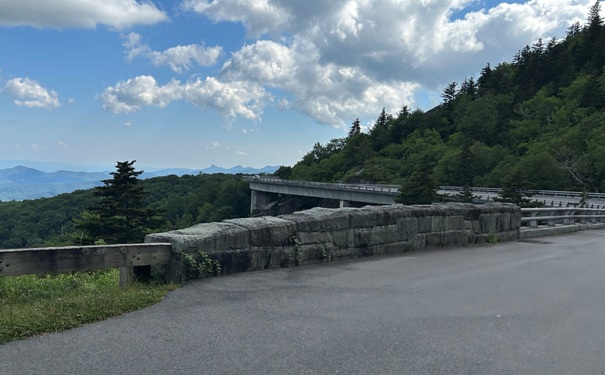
2 231 605 375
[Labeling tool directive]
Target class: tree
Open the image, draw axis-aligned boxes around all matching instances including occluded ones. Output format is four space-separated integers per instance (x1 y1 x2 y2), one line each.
441 82 458 109
75 160 162 245
348 118 361 138
494 172 542 208
274 166 293 180
396 155 438 205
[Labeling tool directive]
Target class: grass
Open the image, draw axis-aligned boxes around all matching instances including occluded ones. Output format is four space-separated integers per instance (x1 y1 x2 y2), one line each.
0 269 179 345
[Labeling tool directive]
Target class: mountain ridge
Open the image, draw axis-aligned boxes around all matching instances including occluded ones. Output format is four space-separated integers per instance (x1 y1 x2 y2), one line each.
0 164 279 201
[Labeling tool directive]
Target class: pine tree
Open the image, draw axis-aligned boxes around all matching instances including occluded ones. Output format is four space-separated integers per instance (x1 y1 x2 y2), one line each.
348 118 361 138
396 156 438 205
75 160 162 245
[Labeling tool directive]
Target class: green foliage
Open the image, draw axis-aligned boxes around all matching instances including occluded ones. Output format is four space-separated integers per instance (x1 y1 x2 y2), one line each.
75 161 162 245
486 234 501 244
456 184 477 203
0 270 177 344
494 172 543 208
0 173 252 249
286 6 605 196
396 155 438 205
182 251 221 279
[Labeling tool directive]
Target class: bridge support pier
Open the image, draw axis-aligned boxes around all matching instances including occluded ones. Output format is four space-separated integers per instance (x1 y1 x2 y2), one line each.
339 200 351 208
251 190 273 213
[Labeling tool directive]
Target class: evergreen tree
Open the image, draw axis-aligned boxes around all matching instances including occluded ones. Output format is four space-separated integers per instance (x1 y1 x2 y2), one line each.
494 173 542 208
456 184 476 203
348 118 361 138
75 160 162 244
396 155 438 205
441 82 458 109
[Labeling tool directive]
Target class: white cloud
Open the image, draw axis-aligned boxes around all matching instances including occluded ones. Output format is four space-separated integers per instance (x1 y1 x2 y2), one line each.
100 75 269 122
1 77 61 109
183 77 269 122
181 0 290 37
0 0 168 29
182 0 595 127
211 141 221 148
123 32 222 73
100 75 182 114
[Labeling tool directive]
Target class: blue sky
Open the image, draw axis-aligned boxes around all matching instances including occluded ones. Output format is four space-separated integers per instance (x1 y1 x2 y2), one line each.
0 0 598 170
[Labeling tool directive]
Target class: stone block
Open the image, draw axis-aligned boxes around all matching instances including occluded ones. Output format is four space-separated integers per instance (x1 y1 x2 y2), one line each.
446 216 465 231
146 222 248 253
397 217 418 241
480 214 497 234
425 232 443 248
412 234 426 250
431 216 446 232
280 207 351 232
418 217 433 233
225 217 297 247
332 229 351 248
297 231 332 245
442 230 464 247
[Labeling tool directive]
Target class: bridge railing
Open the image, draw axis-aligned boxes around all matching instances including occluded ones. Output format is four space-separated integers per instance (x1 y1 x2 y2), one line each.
520 207 605 228
245 176 400 193
440 186 605 200
252 179 605 201
0 243 173 287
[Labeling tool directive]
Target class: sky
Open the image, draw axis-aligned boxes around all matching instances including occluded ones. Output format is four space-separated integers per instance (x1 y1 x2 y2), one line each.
0 0 600 171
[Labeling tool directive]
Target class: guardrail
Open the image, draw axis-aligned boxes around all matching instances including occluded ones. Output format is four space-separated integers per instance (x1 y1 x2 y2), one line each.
440 186 605 201
0 243 172 287
250 178 605 201
520 207 605 228
245 176 399 193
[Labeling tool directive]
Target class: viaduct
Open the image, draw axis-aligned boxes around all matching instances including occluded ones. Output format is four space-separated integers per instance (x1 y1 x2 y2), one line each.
246 176 605 213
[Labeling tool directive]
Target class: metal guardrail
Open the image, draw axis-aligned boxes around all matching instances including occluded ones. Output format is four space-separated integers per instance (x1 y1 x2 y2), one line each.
440 186 605 200
520 208 605 228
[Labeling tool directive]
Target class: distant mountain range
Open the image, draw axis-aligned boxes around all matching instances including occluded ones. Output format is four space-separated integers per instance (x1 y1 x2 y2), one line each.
0 164 279 201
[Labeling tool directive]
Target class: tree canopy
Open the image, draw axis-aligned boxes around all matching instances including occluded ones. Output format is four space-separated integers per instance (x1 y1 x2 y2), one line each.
284 4 605 201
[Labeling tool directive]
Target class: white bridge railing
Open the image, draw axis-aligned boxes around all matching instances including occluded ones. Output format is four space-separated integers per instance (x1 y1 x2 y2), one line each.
520 208 605 228
245 176 399 193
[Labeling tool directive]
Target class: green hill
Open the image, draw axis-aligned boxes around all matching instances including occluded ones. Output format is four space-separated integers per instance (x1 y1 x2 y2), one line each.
286 3 605 194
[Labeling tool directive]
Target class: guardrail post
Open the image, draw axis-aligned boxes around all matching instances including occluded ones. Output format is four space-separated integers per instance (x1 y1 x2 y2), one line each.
119 267 133 287
529 211 538 228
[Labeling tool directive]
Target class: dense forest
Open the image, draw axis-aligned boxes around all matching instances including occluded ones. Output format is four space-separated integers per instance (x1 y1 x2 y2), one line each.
281 2 605 195
0 173 250 249
1 3 604 249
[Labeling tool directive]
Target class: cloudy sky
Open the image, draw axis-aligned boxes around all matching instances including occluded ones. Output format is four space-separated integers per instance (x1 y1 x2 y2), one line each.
0 0 598 170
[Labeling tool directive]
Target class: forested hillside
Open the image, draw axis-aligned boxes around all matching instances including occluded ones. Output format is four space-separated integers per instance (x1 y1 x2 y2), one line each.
2 4 604 249
0 173 250 249
285 3 605 194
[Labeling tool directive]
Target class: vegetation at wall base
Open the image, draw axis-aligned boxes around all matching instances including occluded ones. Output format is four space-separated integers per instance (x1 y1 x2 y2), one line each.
0 270 178 345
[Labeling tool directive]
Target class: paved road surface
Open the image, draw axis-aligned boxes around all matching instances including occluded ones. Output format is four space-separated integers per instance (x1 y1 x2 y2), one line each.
2 231 605 374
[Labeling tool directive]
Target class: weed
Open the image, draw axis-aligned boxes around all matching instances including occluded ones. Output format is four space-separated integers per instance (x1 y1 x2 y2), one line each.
182 250 221 279
487 234 501 244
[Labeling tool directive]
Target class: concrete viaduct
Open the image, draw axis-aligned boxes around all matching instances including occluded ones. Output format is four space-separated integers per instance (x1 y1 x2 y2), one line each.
246 177 605 213
247 177 398 212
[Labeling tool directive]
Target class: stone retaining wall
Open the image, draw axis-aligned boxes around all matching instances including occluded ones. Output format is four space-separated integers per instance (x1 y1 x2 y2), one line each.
145 203 520 282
